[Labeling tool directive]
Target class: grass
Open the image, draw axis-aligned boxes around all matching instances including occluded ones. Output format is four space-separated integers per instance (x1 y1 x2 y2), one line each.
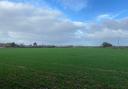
0 48 128 89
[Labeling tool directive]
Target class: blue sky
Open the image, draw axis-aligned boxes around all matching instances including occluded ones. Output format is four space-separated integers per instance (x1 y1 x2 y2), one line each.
0 0 128 45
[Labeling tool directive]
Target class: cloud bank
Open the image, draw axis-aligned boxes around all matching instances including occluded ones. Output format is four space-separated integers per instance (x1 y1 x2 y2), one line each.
0 1 128 45
0 1 86 45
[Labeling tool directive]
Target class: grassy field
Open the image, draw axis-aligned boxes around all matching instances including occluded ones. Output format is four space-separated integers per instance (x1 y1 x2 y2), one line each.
0 48 128 89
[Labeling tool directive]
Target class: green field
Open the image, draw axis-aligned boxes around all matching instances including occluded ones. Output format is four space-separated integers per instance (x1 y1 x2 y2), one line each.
0 48 128 89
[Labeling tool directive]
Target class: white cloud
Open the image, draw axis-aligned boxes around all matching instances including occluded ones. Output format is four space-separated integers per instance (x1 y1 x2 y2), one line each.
85 29 128 40
0 0 31 9
97 12 127 21
58 0 88 11
97 14 112 21
78 17 128 45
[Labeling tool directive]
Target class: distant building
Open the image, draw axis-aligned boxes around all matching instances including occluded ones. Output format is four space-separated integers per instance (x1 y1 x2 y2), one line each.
0 43 6 48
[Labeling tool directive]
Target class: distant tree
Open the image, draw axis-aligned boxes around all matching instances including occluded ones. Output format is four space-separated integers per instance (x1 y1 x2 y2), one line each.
11 42 16 47
33 42 37 47
19 43 25 48
102 42 113 48
5 42 17 47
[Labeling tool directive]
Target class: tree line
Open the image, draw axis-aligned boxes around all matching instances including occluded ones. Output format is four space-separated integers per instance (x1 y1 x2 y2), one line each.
0 42 117 48
0 42 57 48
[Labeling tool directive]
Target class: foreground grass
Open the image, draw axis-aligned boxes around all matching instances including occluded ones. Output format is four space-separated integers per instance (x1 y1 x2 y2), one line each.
0 48 128 89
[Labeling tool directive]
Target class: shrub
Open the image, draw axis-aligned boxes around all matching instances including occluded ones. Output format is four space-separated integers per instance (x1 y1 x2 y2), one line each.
102 42 113 48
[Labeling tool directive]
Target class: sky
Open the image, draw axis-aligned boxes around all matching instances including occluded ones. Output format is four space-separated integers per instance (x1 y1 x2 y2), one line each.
0 0 128 46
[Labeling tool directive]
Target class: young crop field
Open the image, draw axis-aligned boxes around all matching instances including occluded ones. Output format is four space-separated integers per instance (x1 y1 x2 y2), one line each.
0 48 128 89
